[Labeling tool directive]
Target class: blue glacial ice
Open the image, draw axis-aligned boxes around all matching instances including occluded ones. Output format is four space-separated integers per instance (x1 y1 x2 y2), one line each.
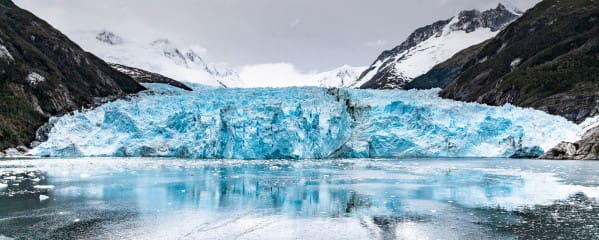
32 84 582 159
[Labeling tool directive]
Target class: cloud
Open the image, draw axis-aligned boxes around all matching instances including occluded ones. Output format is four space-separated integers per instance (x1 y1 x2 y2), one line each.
289 18 301 28
189 44 208 54
238 63 320 88
365 39 388 47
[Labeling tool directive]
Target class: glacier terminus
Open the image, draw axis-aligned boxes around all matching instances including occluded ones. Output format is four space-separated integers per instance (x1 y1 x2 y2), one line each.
33 84 581 159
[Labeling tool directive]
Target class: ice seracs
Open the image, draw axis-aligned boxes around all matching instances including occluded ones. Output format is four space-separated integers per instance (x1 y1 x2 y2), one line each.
357 4 521 89
32 85 581 159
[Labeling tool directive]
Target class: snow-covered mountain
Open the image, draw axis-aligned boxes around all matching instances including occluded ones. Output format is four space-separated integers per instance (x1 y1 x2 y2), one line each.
70 30 242 88
316 65 366 88
357 3 521 89
72 30 366 89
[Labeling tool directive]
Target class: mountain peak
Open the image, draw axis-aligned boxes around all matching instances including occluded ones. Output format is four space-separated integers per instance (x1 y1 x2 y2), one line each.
452 3 520 33
150 38 172 47
70 31 242 88
357 4 521 89
497 1 523 15
96 31 123 45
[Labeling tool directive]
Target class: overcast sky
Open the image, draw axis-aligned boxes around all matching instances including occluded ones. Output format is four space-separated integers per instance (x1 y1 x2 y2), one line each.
15 0 538 71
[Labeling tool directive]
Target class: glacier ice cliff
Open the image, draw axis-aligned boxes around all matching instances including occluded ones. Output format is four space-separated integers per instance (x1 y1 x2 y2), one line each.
32 84 581 159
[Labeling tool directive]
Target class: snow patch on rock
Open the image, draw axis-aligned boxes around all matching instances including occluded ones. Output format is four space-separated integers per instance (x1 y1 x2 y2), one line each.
0 42 14 61
26 72 45 85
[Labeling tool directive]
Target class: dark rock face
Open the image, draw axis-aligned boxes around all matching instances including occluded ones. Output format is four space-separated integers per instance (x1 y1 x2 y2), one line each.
0 0 145 150
450 4 521 33
109 63 193 91
541 126 599 160
358 4 518 90
440 0 599 124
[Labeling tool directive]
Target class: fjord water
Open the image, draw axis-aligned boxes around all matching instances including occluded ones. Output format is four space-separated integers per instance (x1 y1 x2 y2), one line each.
0 158 597 239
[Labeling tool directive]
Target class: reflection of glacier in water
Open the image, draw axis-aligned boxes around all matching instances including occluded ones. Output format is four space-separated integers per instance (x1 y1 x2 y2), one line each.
33 85 580 159
0 158 597 239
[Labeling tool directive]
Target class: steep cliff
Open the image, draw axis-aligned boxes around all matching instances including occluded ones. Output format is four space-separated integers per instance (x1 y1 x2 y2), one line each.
0 0 145 150
440 0 599 124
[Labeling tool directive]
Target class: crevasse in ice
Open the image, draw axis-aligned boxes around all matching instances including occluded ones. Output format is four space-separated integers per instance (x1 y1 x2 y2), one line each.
32 84 581 159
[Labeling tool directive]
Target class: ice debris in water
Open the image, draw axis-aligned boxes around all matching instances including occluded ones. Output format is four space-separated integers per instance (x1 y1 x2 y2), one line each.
39 194 49 201
0 170 50 196
32 84 581 159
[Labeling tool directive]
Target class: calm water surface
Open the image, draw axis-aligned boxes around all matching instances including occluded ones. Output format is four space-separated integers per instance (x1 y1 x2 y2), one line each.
0 158 597 239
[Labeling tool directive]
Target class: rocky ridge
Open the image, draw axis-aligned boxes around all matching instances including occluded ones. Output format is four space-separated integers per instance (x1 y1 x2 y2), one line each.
0 0 145 151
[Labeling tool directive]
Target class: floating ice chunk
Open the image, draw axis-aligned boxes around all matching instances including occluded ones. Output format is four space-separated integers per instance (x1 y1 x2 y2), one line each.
3 176 16 180
0 183 7 191
34 185 55 190
39 195 49 201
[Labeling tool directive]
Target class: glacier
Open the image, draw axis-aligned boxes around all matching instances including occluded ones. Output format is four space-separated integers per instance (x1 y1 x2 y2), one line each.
32 84 581 159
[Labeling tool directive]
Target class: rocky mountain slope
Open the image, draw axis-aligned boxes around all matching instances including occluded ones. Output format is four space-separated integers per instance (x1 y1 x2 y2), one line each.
357 4 520 89
110 63 192 91
439 0 599 124
0 0 145 151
